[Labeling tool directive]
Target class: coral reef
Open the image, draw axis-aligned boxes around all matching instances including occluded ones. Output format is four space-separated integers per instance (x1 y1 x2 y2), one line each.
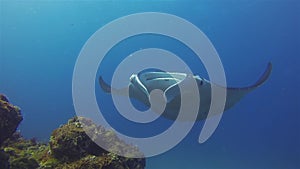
0 94 146 169
2 133 48 169
49 117 106 161
0 94 23 169
0 94 23 146
48 117 145 169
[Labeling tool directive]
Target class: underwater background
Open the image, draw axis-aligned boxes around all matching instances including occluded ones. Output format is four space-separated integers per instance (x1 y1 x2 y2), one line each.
1 0 299 169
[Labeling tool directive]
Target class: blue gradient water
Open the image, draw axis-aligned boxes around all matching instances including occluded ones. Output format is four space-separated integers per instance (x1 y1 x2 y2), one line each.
1 1 299 168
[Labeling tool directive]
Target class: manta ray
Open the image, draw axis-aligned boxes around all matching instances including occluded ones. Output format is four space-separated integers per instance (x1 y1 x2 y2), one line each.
99 63 272 121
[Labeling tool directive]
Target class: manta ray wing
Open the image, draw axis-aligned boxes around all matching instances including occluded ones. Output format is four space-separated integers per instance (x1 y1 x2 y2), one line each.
99 76 129 96
224 62 272 110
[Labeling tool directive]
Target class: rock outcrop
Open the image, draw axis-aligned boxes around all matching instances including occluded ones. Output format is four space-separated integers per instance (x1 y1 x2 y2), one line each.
48 117 145 169
0 94 23 169
0 94 23 146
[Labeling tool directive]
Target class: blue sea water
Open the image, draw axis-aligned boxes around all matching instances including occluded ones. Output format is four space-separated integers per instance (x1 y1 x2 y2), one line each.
1 0 299 169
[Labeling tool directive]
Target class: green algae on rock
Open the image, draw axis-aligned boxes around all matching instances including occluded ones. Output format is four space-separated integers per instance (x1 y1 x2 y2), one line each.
2 132 49 169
